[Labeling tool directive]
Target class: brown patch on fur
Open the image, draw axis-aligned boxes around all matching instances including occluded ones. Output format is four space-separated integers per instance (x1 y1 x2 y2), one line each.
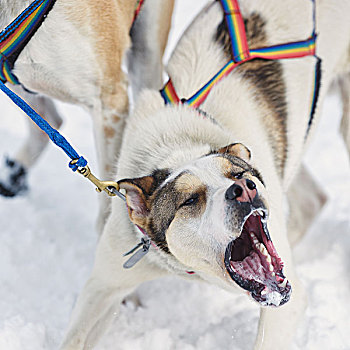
217 157 235 175
215 13 288 175
217 143 251 162
146 172 207 252
113 114 121 123
119 169 172 251
105 164 112 173
216 156 250 181
175 173 203 192
62 0 135 112
215 156 243 177
104 126 116 139
174 174 207 217
212 153 265 186
157 0 175 55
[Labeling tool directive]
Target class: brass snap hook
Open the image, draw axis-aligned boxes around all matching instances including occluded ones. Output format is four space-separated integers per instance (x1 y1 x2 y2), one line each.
70 160 125 200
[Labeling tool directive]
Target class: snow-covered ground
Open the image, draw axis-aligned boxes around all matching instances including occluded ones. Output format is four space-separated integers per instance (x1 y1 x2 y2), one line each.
0 1 349 349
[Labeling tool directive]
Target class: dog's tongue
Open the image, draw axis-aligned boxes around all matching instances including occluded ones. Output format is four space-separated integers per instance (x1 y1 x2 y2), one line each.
230 248 285 305
230 251 265 283
228 225 291 306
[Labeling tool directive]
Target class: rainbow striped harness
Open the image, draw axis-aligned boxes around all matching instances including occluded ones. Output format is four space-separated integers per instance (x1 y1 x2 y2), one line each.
0 0 56 85
160 0 320 134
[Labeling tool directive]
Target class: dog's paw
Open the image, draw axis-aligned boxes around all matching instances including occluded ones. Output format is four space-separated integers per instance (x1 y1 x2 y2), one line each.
0 157 28 197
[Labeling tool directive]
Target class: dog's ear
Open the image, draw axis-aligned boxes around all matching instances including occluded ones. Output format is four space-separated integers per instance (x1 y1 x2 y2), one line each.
118 169 169 226
217 143 251 162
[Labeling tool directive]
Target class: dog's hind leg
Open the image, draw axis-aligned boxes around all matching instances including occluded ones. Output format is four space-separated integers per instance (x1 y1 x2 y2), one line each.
339 73 350 158
286 164 327 246
127 0 175 100
0 87 63 197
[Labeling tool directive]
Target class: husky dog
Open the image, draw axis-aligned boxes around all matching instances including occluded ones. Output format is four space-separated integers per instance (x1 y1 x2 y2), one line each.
0 0 174 203
61 0 350 349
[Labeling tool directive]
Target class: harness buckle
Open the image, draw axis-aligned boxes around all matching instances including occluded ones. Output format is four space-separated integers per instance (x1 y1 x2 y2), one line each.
70 160 123 198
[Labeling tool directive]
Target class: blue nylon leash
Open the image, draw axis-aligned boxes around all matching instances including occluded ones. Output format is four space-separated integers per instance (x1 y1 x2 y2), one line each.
0 80 127 200
0 80 87 171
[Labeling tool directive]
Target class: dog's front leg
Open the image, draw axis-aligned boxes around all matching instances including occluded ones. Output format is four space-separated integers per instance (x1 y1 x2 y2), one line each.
0 86 63 197
60 277 129 350
254 271 307 350
60 214 168 350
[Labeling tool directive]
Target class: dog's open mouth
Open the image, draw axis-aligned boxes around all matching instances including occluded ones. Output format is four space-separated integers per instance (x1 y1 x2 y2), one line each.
224 210 291 306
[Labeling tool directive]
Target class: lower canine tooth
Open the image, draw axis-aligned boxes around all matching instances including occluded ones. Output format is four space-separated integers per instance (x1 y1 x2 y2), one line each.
269 264 274 272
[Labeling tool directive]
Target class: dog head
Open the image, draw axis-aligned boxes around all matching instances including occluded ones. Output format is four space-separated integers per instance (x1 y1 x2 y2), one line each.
118 143 291 307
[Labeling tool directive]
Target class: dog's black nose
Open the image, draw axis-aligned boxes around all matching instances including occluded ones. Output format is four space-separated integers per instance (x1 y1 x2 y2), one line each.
225 179 258 203
225 183 243 200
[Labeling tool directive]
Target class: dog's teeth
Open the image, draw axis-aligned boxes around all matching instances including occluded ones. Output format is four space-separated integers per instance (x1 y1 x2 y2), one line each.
257 209 267 220
278 279 287 288
257 243 272 263
255 242 275 273
258 243 267 255
250 232 259 245
271 272 275 277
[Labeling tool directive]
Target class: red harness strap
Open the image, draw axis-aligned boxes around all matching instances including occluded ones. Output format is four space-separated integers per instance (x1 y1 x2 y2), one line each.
133 0 146 24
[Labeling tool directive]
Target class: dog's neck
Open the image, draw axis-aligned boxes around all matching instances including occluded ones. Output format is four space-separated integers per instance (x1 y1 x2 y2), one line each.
117 97 235 179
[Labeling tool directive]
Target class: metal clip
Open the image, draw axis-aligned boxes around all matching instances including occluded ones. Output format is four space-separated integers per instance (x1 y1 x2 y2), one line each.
70 160 125 199
123 238 151 269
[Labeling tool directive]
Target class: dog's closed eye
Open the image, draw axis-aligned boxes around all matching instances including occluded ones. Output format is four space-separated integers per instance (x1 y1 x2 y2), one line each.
232 171 245 179
179 193 200 208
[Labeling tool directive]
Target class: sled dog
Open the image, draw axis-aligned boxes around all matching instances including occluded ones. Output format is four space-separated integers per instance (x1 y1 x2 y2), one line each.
61 0 350 349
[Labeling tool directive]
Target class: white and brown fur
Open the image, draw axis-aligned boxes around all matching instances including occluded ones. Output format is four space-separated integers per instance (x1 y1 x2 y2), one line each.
0 0 175 229
60 0 350 349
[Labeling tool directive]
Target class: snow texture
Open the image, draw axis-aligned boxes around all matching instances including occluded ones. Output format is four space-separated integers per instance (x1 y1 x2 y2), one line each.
0 1 349 349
